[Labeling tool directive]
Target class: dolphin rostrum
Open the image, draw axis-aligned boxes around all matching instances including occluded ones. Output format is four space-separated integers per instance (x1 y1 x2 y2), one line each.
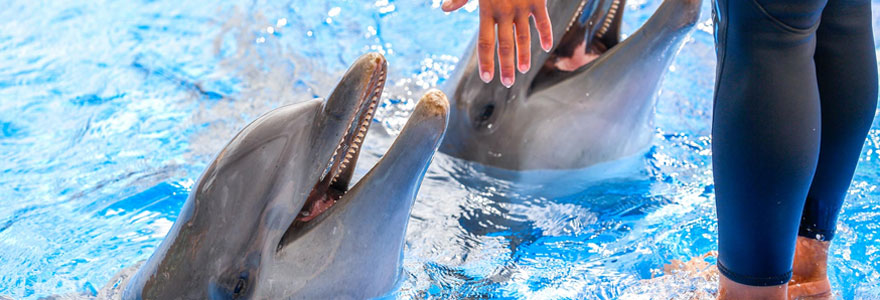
121 53 450 299
440 0 701 170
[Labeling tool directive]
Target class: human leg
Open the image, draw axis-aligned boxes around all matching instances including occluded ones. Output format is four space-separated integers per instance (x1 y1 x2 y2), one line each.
801 0 877 243
791 0 877 297
711 0 826 296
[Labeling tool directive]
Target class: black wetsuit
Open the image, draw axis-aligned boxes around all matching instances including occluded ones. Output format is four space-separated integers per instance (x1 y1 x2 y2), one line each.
712 0 878 286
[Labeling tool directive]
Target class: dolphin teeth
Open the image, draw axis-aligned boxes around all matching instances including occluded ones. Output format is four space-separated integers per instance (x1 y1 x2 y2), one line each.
597 0 620 37
566 0 588 32
351 143 359 149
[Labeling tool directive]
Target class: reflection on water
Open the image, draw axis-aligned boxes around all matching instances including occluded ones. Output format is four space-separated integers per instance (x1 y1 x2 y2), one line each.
1 0 879 299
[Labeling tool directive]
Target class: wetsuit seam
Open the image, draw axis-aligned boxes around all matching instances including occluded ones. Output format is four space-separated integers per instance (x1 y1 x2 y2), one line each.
717 260 792 286
712 0 728 107
749 0 822 34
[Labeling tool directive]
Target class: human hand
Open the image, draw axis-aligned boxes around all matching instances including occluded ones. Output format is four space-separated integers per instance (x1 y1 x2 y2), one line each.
442 0 553 87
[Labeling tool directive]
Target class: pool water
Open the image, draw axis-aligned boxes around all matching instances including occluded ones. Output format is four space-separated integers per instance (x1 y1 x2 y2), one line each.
1 0 879 299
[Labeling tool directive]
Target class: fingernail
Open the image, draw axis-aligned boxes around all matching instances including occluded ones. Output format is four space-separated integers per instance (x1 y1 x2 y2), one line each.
480 71 492 83
501 76 513 87
542 41 552 52
519 63 529 73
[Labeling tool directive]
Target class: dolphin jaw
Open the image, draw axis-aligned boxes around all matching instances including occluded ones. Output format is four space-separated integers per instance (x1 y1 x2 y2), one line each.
295 56 386 224
544 0 621 72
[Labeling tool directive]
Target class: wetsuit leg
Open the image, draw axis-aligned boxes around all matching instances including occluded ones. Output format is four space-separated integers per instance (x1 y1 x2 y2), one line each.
712 0 826 286
801 0 878 242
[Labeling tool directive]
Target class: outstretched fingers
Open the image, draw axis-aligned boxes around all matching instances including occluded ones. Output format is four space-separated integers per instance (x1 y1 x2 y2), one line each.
477 12 496 83
496 17 516 87
447 0 553 87
514 13 531 73
533 1 553 52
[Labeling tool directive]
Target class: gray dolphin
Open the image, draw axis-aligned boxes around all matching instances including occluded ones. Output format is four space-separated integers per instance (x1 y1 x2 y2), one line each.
120 53 450 299
439 0 701 170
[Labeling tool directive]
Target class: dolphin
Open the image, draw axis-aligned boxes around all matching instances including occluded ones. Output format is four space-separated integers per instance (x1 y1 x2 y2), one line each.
120 53 450 299
439 0 702 170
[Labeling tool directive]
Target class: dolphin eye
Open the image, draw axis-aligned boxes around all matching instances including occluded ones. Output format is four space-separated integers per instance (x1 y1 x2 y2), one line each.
210 269 253 299
479 104 495 121
233 271 248 298
471 100 502 133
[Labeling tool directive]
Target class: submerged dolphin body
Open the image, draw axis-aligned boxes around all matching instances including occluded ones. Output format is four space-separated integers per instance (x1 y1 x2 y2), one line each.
121 53 450 299
440 0 701 170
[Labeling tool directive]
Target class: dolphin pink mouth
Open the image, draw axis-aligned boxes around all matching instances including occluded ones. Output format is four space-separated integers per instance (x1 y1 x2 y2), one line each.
296 57 387 223
547 0 621 72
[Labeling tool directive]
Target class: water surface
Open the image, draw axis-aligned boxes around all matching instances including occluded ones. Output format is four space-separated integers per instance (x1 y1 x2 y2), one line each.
1 0 879 299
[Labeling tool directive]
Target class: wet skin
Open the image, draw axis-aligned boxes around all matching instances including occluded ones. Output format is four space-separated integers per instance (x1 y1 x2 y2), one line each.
439 0 702 170
121 53 450 300
442 0 554 87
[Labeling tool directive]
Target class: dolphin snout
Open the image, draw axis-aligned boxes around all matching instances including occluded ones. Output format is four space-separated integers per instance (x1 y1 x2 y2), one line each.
416 89 450 119
322 52 387 120
404 89 450 144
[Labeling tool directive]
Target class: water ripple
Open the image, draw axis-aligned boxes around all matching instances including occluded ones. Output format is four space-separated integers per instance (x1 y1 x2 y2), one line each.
1 0 879 299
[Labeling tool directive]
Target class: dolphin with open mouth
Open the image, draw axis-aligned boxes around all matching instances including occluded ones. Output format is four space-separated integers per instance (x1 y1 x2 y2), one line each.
120 53 450 299
440 0 701 170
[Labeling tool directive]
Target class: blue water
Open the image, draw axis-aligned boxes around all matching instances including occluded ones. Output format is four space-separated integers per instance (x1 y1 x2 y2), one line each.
1 0 879 299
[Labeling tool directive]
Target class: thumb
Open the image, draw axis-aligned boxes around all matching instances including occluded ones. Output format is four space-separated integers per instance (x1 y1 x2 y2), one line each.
441 0 469 12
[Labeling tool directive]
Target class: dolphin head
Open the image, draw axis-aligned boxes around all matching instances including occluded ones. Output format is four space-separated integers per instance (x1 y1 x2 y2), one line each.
441 0 700 170
256 90 449 299
444 0 622 136
124 53 447 299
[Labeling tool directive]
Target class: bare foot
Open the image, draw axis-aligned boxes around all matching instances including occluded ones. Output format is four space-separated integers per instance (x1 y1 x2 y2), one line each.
718 274 787 300
663 251 718 280
788 236 833 299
